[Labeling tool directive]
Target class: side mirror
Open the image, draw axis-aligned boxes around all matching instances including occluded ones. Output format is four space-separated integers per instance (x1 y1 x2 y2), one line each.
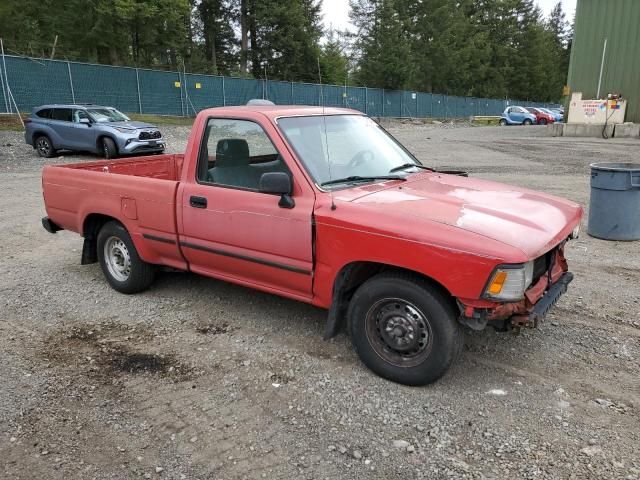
80 118 91 125
259 172 294 208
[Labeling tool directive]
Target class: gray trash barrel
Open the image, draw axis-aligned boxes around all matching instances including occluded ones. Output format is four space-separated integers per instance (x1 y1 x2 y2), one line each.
588 162 640 240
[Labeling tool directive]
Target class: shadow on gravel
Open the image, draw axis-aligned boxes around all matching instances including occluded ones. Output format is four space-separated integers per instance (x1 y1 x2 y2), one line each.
43 323 195 382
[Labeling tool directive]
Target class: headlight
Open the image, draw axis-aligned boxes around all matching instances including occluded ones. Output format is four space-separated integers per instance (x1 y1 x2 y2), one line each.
484 261 534 301
570 224 580 239
114 127 134 134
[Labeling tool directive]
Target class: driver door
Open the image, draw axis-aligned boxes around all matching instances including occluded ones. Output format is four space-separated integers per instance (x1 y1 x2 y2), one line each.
71 109 97 149
179 117 314 300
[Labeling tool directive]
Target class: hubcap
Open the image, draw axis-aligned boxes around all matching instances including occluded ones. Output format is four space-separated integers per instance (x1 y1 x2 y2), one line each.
37 138 50 156
104 236 131 282
365 298 433 367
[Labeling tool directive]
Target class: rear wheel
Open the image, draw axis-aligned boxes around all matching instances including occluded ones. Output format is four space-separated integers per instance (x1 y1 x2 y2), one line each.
102 137 118 159
35 135 55 158
348 272 463 386
97 221 155 294
499 118 507 126
523 119 533 126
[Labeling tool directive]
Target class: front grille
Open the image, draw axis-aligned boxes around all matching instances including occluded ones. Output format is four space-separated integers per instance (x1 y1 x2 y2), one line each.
532 250 554 283
139 130 161 140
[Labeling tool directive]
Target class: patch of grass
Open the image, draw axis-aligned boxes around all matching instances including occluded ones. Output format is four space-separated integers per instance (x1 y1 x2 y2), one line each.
0 114 24 131
127 113 194 126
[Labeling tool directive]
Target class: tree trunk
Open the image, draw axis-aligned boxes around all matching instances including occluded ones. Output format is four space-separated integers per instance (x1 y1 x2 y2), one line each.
240 0 249 74
249 1 260 77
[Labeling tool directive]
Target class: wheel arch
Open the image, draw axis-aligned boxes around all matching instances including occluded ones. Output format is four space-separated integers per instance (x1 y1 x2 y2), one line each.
323 261 458 340
96 134 119 153
32 129 55 148
81 213 123 264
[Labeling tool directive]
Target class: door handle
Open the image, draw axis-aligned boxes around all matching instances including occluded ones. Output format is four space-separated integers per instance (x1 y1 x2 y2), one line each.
189 196 207 208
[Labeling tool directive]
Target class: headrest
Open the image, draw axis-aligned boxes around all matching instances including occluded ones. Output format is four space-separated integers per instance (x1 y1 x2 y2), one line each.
216 139 250 167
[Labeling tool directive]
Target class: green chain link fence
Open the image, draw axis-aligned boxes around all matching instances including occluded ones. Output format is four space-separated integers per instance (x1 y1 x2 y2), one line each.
0 54 559 117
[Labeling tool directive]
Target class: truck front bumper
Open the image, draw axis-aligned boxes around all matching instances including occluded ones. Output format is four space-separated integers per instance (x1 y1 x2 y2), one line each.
459 246 573 330
508 272 573 328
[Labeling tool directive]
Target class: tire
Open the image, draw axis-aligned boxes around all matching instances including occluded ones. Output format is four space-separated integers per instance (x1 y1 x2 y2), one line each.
499 119 507 126
523 119 533 126
101 137 118 159
348 272 463 386
35 135 55 158
539 118 547 125
97 221 155 294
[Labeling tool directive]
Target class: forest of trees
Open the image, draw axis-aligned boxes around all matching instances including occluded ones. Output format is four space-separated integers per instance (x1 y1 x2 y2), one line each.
0 0 571 102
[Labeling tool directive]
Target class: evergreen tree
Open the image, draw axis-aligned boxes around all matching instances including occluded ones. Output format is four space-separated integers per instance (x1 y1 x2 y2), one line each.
319 29 350 85
194 0 237 74
350 0 413 89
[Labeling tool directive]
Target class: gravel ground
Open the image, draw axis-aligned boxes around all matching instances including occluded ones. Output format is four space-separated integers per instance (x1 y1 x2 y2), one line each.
1 122 639 479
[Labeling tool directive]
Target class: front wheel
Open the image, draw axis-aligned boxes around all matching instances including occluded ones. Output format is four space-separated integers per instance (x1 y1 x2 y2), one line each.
97 221 155 294
539 118 547 125
348 272 463 386
499 119 508 126
102 137 118 159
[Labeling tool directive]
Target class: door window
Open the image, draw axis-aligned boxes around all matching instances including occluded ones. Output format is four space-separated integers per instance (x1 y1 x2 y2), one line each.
35 108 52 119
50 108 72 122
197 118 290 191
73 109 90 123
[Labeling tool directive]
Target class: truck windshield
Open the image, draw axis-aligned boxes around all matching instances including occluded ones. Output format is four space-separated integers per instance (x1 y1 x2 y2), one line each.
87 108 130 123
277 115 424 187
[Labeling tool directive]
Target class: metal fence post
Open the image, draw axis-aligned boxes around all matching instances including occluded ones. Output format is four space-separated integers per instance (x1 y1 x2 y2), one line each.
67 61 76 104
178 71 184 116
222 76 226 106
382 90 385 117
0 40 8 113
364 87 368 115
0 60 8 113
290 81 294 104
135 68 142 113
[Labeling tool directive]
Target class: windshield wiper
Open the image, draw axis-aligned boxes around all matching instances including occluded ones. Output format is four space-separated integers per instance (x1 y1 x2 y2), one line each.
388 163 433 174
320 175 406 187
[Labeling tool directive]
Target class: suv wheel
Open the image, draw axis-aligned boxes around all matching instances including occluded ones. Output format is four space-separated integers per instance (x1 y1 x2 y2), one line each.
348 272 463 386
102 137 118 159
35 135 55 158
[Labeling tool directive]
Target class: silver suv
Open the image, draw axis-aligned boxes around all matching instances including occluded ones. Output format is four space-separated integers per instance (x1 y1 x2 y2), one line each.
25 104 165 158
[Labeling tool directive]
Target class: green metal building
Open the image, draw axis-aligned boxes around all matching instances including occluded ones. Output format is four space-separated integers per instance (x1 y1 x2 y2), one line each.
567 0 640 123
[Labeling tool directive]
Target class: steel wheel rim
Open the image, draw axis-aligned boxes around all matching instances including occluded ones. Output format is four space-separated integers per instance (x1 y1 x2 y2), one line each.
104 236 131 282
37 138 51 156
365 298 433 368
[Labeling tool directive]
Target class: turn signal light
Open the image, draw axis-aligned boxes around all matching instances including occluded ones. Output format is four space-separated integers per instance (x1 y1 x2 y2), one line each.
487 271 507 295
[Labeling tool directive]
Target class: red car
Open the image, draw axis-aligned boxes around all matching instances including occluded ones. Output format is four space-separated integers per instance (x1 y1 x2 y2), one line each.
526 107 556 125
41 105 582 385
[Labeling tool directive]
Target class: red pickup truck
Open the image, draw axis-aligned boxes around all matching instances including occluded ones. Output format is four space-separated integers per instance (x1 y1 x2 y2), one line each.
42 105 582 385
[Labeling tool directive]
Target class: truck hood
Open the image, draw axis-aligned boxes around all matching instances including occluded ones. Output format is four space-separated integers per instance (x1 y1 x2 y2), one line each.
99 121 156 130
345 173 582 259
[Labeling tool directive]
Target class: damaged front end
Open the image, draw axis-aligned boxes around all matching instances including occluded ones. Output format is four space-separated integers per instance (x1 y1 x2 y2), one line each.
458 244 573 331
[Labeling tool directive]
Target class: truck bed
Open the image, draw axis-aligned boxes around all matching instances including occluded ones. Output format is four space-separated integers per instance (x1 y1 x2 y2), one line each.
42 154 187 270
59 153 185 180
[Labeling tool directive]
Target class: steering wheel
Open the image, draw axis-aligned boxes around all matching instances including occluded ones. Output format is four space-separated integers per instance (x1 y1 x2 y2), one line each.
348 149 374 169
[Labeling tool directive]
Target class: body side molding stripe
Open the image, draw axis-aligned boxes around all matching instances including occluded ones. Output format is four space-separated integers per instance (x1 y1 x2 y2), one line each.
179 241 311 275
143 233 177 245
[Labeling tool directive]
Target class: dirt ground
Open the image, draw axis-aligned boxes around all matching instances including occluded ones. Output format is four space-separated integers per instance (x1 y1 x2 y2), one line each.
1 122 639 480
